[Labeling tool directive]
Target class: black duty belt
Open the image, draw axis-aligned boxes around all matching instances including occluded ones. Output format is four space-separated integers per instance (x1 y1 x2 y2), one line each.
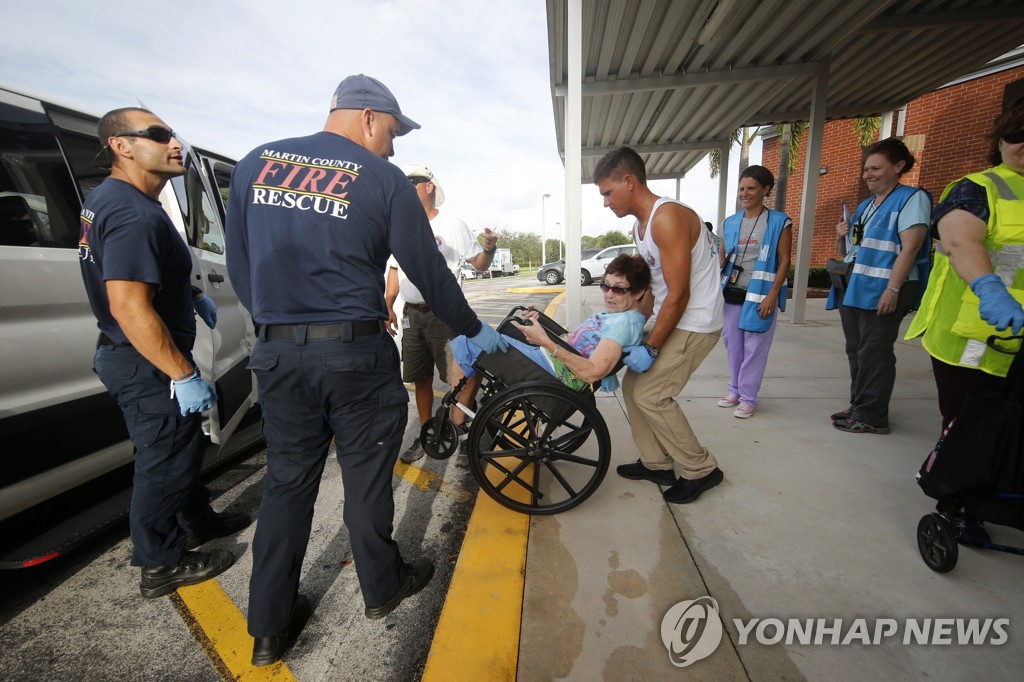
98 333 132 347
405 302 431 313
260 321 384 341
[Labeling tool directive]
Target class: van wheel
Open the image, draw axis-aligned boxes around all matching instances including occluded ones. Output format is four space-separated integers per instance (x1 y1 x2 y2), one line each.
581 270 591 286
544 270 561 285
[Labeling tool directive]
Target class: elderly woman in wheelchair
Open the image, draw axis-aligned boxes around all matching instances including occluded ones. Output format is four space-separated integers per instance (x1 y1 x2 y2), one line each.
423 254 652 514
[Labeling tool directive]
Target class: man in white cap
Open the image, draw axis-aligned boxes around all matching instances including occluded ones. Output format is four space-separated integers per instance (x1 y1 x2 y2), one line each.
385 162 499 462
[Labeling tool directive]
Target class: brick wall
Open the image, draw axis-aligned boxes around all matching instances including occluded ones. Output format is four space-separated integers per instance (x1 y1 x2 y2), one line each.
762 65 1024 267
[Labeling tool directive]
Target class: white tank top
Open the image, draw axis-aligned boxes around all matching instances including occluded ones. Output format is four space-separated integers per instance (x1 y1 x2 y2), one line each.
633 197 724 333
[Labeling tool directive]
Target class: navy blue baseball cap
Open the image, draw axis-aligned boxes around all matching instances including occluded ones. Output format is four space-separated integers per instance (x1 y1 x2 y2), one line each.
330 74 420 136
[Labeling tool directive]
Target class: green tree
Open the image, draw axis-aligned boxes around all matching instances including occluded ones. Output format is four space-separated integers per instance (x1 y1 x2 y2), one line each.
596 230 630 248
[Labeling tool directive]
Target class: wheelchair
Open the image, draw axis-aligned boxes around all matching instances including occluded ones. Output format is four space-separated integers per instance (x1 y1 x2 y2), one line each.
419 306 612 515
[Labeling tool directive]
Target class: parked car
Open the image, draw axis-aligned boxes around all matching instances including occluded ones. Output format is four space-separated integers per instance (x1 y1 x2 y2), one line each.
460 262 478 282
0 84 260 568
536 248 602 285
579 244 639 285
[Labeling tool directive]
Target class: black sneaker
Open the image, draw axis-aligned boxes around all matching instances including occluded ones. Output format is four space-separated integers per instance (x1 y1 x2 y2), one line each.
832 418 890 434
365 557 435 620
185 511 252 550
663 468 724 504
140 549 235 599
830 408 852 422
616 459 676 486
252 594 312 666
401 438 425 463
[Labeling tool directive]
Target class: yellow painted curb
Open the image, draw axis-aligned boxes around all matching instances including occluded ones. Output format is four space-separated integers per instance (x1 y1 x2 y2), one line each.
174 581 297 681
421 464 531 681
393 460 472 503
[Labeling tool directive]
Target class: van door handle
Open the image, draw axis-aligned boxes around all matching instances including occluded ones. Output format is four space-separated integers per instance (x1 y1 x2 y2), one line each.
208 273 225 283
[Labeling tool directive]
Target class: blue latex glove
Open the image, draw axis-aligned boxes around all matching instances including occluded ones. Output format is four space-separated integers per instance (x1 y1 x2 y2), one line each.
468 324 509 354
171 372 217 416
193 294 217 329
622 345 655 373
970 274 1024 334
600 374 620 393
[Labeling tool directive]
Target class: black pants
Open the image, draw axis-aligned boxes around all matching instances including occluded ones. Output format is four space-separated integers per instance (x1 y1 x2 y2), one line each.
246 330 410 637
93 345 214 567
931 356 1007 432
838 282 918 428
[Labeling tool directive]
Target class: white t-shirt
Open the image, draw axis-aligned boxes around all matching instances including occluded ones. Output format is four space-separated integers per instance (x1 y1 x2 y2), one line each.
634 197 724 333
389 210 482 304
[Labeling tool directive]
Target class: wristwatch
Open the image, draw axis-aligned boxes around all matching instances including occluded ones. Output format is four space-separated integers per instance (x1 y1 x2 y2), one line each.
483 245 497 255
644 343 660 358
888 286 901 294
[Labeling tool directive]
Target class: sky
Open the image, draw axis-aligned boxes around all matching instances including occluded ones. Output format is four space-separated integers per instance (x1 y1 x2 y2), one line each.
1 0 760 243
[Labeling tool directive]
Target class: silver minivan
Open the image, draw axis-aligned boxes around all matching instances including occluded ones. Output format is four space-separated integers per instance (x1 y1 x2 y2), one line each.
579 244 639 285
0 85 259 568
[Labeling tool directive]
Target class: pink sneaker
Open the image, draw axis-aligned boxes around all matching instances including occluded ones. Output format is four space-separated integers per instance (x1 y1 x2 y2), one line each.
733 403 757 419
717 393 740 408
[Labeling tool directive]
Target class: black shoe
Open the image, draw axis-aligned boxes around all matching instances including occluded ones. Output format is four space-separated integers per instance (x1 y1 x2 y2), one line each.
616 459 676 486
365 558 435 620
832 418 890 434
252 594 312 666
401 438 425 463
185 511 253 550
830 408 851 422
139 549 235 599
663 468 724 504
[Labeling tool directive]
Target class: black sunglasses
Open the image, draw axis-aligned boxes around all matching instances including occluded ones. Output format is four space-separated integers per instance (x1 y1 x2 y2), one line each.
1002 131 1024 144
409 176 431 186
114 126 176 144
599 282 632 295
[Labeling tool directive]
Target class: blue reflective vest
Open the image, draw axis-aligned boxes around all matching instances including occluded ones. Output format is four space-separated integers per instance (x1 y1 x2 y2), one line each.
722 209 790 332
827 184 931 311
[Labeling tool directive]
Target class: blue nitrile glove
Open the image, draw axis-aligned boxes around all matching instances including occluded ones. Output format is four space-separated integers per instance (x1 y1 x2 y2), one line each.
971 274 1024 334
468 323 509 354
193 293 217 329
171 372 217 416
600 374 621 393
622 345 655 373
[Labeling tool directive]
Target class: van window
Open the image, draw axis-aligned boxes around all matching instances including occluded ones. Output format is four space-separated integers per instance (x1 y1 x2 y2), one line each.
170 162 226 256
203 157 234 220
0 102 81 248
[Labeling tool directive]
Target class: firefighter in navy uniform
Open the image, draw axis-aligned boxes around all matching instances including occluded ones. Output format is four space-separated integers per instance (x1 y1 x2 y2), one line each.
226 74 507 667
79 108 250 599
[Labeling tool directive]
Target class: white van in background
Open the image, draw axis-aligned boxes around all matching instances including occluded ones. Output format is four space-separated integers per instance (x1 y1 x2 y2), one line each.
0 85 260 568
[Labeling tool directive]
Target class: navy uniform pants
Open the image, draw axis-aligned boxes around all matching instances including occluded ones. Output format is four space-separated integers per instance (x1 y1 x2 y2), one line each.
94 344 214 567
246 328 410 637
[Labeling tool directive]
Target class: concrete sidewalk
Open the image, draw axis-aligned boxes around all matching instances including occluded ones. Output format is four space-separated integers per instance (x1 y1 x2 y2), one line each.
517 292 1024 681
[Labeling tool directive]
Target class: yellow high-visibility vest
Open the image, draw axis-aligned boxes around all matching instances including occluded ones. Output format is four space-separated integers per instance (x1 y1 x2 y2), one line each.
906 164 1024 376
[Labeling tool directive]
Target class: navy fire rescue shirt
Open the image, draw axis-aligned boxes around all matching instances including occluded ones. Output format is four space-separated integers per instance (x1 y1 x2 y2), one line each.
78 178 196 347
225 131 481 337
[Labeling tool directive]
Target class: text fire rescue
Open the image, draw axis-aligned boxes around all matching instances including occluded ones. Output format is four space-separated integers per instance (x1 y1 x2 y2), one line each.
251 151 361 220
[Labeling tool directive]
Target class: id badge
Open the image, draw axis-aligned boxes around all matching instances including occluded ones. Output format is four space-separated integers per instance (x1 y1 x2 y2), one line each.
728 266 743 285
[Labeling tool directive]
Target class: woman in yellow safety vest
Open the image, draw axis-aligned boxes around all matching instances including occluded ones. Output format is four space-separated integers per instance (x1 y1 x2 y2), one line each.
906 101 1024 431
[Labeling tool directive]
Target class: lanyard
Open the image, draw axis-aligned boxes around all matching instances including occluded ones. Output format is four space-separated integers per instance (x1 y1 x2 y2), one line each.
738 207 766 263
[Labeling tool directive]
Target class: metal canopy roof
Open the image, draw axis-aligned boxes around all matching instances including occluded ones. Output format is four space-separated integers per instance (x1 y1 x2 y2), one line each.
546 0 1024 182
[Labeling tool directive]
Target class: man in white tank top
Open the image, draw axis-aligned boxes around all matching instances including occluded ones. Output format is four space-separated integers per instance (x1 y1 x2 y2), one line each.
593 147 725 504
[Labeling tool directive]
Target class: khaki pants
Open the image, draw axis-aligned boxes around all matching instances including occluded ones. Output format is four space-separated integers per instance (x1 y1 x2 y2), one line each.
622 327 721 479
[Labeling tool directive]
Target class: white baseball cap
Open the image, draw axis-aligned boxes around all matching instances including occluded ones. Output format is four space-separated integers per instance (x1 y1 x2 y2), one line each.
401 162 445 207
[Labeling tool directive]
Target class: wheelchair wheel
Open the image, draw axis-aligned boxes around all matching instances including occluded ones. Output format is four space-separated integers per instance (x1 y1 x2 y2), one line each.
917 513 958 573
420 417 459 460
466 381 610 515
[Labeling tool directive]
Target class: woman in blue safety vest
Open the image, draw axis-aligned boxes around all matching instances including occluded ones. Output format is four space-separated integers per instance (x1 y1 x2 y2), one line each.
828 138 932 434
718 165 792 418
